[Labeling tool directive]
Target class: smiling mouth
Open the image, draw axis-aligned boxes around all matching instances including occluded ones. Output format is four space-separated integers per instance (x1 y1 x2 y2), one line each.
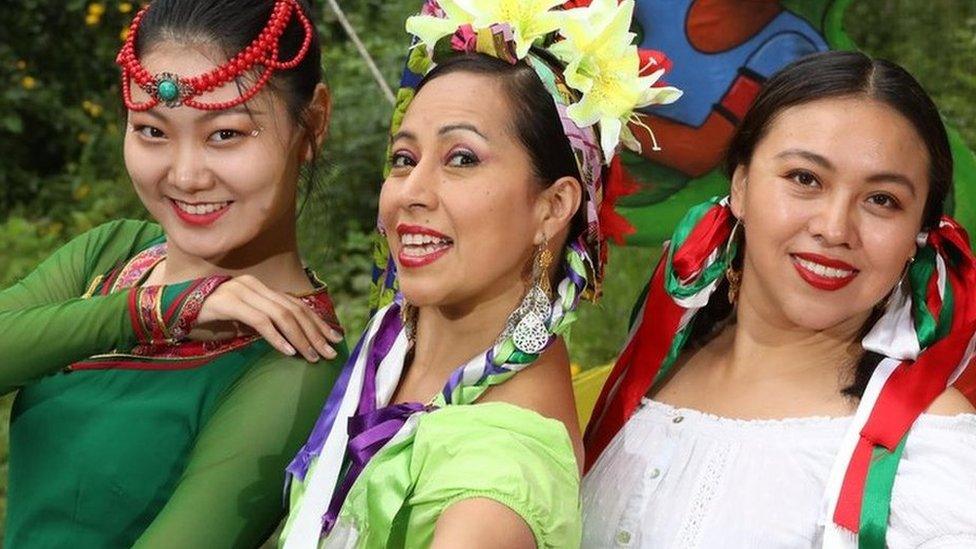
790 253 859 291
396 225 454 267
169 198 233 226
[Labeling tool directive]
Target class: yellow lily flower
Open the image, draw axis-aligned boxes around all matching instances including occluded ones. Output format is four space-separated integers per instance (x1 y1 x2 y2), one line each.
406 0 567 59
552 0 682 161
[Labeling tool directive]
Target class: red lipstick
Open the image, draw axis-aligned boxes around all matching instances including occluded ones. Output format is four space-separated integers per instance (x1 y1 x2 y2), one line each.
396 224 453 268
170 199 232 227
791 252 859 291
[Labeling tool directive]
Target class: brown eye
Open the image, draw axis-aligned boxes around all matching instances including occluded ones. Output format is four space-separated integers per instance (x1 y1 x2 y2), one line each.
867 193 899 209
390 152 416 169
789 170 819 187
209 129 245 142
135 125 165 139
447 150 479 167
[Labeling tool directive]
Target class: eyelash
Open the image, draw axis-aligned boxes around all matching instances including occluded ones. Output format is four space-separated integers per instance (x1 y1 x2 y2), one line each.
388 149 481 170
208 129 247 143
867 193 901 210
131 125 249 144
133 125 166 140
785 169 901 210
389 151 416 169
786 169 819 188
447 149 479 167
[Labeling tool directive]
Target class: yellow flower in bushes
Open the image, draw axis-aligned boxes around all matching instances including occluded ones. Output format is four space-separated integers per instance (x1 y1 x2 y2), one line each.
21 76 37 90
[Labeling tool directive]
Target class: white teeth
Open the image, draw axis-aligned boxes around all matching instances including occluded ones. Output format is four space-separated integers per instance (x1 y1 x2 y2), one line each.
399 232 452 257
795 257 854 279
174 200 231 215
401 233 451 246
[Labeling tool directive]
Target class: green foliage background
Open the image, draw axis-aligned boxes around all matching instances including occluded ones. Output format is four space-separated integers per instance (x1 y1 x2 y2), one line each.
0 0 973 533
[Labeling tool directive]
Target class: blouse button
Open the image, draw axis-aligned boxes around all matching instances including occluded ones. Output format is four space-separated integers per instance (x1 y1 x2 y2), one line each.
648 467 661 479
672 415 684 424
616 530 633 545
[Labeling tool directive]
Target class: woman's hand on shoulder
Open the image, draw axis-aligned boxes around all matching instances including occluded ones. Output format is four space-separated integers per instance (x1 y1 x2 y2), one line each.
432 498 536 549
926 387 976 415
191 274 343 362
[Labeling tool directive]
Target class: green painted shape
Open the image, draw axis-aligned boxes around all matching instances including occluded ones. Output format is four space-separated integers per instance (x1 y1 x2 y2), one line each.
619 169 729 247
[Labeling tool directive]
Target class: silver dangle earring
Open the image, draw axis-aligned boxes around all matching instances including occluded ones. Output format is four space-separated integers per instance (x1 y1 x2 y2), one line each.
497 237 554 354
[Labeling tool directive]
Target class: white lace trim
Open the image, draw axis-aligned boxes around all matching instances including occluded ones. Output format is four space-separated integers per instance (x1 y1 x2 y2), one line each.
673 442 733 548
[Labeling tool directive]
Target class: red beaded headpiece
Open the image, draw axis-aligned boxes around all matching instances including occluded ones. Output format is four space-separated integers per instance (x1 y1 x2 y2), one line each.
116 0 313 111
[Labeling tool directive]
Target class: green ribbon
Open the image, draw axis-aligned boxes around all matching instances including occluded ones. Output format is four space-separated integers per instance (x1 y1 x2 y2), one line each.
857 436 908 548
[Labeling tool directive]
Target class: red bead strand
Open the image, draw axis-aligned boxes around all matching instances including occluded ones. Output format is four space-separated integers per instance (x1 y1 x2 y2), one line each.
117 0 314 111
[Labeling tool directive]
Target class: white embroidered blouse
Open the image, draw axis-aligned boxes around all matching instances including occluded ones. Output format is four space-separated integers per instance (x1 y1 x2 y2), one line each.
582 398 976 548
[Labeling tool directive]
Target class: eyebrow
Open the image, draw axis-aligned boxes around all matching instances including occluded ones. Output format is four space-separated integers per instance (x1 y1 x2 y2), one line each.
776 148 917 197
865 172 918 197
775 148 835 170
391 123 488 143
141 105 264 123
438 123 488 140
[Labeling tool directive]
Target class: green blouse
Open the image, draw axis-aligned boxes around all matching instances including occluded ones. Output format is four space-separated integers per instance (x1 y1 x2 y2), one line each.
296 402 582 548
1 220 346 548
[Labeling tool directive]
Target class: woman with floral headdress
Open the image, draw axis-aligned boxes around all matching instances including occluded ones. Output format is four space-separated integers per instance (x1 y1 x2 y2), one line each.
0 1 348 547
582 51 976 548
279 1 680 547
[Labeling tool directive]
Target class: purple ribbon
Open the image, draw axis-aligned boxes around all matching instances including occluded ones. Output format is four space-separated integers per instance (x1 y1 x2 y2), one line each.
298 303 437 536
320 401 435 533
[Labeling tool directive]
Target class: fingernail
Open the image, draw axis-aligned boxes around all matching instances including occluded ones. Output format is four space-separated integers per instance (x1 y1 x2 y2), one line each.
308 350 320 362
331 329 344 341
284 343 297 356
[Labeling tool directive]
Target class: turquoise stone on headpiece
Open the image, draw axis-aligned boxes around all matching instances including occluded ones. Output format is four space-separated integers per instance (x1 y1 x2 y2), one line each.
146 72 189 108
157 79 179 102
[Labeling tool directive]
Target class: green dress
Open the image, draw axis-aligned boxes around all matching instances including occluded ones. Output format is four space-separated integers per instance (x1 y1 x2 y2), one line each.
1 220 347 548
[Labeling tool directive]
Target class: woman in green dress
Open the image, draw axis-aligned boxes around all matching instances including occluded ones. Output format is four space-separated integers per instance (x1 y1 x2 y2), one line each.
280 1 681 547
1 1 347 546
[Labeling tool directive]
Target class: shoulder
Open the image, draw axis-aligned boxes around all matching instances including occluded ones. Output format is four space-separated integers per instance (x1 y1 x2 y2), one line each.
85 219 163 247
81 219 163 270
926 387 976 415
888 411 976 544
479 338 583 469
409 401 582 547
225 340 349 412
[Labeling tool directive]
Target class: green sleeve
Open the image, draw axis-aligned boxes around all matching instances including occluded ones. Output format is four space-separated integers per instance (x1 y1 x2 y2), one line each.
134 341 348 549
0 220 163 393
405 402 583 548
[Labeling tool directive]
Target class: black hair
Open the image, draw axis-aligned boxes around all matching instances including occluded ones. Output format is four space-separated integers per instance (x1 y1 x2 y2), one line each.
725 50 952 229
133 0 325 203
414 52 584 238
416 53 581 185
691 51 955 399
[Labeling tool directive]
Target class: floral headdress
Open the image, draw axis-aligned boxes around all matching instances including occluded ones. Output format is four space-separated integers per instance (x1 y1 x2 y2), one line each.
370 0 682 310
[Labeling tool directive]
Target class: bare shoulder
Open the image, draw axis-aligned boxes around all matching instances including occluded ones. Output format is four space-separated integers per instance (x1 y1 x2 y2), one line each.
926 387 976 415
479 338 584 470
432 498 535 548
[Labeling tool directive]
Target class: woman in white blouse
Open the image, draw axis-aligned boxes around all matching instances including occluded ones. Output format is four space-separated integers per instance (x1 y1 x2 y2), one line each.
582 51 976 548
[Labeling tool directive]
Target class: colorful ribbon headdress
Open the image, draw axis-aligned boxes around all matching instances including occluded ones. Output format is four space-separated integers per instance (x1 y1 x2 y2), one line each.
583 196 976 547
116 0 314 111
369 0 683 310
281 0 681 544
